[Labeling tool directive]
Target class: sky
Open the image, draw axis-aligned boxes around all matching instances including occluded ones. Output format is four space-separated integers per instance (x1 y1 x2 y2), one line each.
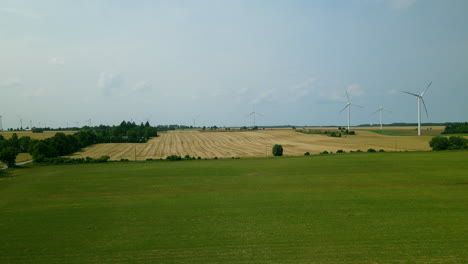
1 0 467 129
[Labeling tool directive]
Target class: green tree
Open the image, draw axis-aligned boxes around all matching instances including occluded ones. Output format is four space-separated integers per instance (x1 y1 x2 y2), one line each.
429 136 450 151
9 133 20 150
272 144 283 156
448 136 468 149
0 147 18 168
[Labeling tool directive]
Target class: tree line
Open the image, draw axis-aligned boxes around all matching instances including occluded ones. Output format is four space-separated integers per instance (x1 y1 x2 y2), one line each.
0 121 158 167
442 122 468 134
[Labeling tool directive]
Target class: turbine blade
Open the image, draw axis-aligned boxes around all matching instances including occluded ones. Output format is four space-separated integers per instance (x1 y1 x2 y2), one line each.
345 89 350 102
421 81 432 97
256 112 264 116
371 109 380 116
402 91 420 97
351 104 363 108
421 98 429 117
247 112 254 116
339 104 349 113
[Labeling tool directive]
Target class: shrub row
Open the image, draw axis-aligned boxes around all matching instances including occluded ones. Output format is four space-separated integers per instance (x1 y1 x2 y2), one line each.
35 155 110 164
429 136 468 150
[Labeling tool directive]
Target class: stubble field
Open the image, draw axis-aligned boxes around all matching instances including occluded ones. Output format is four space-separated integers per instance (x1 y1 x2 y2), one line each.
69 127 440 160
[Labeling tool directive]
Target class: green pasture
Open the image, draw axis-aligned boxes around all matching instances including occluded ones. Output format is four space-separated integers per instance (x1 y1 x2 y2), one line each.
1 151 467 263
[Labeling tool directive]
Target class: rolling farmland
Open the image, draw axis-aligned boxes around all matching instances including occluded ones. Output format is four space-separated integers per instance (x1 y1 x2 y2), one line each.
69 128 438 160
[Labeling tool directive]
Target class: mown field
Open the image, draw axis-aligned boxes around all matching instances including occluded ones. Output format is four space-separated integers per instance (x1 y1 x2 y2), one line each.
1 151 467 263
69 127 437 160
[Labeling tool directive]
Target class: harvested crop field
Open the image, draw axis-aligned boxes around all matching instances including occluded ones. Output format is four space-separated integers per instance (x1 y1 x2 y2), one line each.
70 128 436 160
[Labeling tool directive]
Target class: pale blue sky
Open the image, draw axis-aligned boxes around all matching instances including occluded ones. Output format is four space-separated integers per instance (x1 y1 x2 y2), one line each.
1 0 467 128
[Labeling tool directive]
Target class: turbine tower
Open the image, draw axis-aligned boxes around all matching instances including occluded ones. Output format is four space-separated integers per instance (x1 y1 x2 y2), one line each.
0 115 3 131
247 104 262 127
372 105 391 130
402 81 432 136
339 89 363 131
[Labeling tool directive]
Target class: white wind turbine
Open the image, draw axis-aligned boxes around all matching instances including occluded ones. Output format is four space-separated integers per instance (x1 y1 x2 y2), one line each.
372 105 391 130
402 81 432 136
339 89 363 131
247 104 262 127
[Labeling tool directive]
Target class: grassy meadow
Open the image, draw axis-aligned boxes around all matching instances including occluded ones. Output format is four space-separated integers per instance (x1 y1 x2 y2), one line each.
1 151 467 263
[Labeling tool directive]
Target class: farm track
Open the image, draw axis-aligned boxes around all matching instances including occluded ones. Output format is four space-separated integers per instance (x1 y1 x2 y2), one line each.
68 128 437 161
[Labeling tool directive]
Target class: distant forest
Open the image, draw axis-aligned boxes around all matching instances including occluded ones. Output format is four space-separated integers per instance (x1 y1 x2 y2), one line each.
442 122 468 134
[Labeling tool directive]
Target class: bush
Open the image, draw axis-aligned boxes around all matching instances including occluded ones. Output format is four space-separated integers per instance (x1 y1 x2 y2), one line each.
32 128 44 133
336 149 345 153
272 144 283 156
0 147 18 168
367 148 376 153
379 149 385 152
448 136 468 150
304 152 310 156
166 155 182 161
34 155 111 165
320 151 329 154
120 158 129 162
429 136 450 150
96 155 110 162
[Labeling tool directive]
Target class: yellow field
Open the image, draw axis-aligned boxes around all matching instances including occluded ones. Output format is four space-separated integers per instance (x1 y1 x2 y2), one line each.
0 131 76 140
69 128 437 161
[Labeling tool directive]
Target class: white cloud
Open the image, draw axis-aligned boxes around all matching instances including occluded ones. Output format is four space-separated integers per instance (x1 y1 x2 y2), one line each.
97 72 124 96
387 88 399 95
354 0 416 9
132 81 152 93
251 89 274 105
323 83 365 102
286 77 318 102
250 77 318 105
20 88 47 97
48 57 65 65
0 78 22 88
0 8 40 19
347 83 365 97
388 0 417 9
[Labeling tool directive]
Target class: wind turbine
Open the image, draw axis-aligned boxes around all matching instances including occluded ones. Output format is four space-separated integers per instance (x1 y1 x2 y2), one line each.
402 81 432 136
339 89 363 131
192 115 199 128
372 105 391 130
0 115 3 131
247 104 262 127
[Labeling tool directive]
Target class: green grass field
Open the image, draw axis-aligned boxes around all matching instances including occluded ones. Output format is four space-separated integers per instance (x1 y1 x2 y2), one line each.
367 130 412 136
1 151 467 264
